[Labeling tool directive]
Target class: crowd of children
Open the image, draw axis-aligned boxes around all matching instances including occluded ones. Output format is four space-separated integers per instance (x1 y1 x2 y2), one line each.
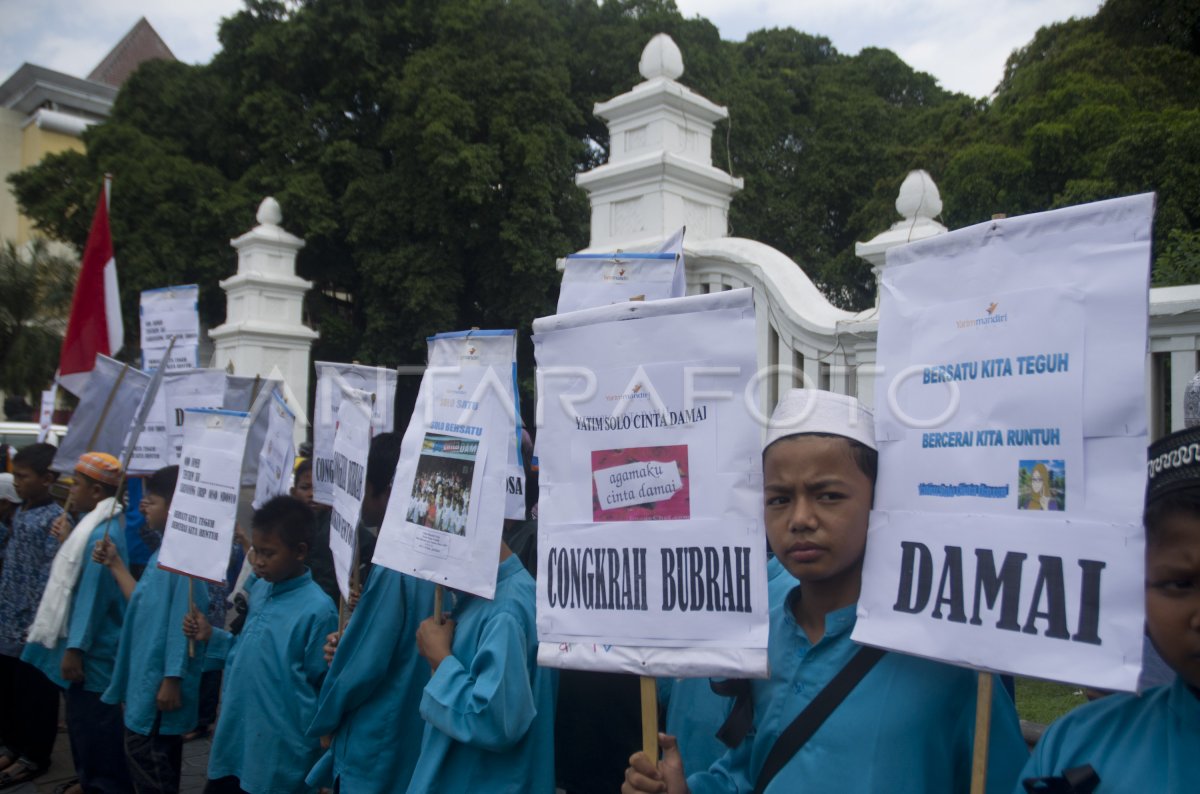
0 385 1195 793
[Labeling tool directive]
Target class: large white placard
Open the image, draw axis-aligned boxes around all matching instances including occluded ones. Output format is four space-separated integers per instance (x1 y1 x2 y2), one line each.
328 397 373 600
163 370 226 465
140 285 199 372
313 363 397 505
251 389 296 510
373 331 516 599
158 409 251 584
52 355 151 473
855 194 1155 692
557 241 685 315
533 290 769 678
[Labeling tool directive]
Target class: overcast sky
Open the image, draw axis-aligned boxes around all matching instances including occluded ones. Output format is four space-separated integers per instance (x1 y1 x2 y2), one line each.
1 0 1103 99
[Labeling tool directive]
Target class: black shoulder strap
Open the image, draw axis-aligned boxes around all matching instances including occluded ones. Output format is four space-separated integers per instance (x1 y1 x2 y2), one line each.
752 645 886 794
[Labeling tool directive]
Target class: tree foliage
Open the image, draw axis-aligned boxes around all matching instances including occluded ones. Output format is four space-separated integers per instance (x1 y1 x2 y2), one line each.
0 240 77 397
7 0 1200 389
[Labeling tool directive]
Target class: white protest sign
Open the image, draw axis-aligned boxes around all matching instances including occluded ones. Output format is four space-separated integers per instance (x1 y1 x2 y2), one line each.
52 355 151 473
855 193 1154 692
313 362 397 505
162 370 226 465
557 237 684 314
373 331 516 599
127 387 169 476
251 389 296 510
140 285 199 372
533 290 769 678
328 396 373 600
158 408 251 584
36 390 54 442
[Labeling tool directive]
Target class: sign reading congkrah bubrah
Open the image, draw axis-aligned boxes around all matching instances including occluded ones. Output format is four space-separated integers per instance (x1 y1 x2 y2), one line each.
373 331 519 599
534 289 769 678
855 193 1155 692
556 226 686 314
327 394 373 599
140 285 199 372
158 408 252 584
312 362 397 506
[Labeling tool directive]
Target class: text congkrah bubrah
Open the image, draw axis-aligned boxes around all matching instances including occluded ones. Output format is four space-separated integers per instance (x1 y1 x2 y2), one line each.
534 290 769 678
855 194 1155 692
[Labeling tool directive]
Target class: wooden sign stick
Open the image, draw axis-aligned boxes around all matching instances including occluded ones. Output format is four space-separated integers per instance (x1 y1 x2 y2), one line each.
641 675 659 762
187 577 196 658
969 672 993 794
434 584 445 625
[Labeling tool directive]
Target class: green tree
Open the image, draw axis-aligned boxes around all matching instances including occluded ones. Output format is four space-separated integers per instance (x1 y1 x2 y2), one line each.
0 239 77 399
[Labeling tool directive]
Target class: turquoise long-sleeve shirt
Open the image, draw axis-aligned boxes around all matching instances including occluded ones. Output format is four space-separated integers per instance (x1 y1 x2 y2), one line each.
405 555 557 793
661 555 800 776
305 565 437 793
102 550 210 735
22 517 126 692
687 593 1028 794
206 570 337 794
1017 676 1199 792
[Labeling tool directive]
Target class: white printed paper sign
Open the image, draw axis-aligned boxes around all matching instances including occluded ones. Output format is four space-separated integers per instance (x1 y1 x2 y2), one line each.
140 285 199 372
162 370 226 465
252 389 296 510
533 289 769 678
158 409 251 584
37 390 54 443
313 363 397 506
855 194 1155 692
373 331 516 599
328 397 372 600
557 227 686 314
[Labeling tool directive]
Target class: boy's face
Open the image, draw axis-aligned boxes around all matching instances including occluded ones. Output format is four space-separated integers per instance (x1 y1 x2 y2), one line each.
250 527 307 583
763 435 873 592
12 463 53 503
69 476 103 513
140 492 170 532
1145 510 1200 689
291 469 314 507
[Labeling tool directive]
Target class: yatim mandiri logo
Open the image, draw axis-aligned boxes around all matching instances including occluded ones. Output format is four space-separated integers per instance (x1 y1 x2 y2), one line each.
603 263 629 282
460 343 480 363
955 301 1008 330
605 382 650 402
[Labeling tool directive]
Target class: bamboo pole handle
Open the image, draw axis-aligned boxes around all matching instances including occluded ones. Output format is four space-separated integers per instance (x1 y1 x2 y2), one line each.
970 672 993 794
640 675 658 762
187 577 196 659
434 584 445 624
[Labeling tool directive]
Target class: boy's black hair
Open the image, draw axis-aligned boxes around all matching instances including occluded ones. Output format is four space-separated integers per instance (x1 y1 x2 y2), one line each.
77 473 119 498
145 466 179 501
252 495 314 550
13 443 57 475
1143 486 1200 544
294 457 312 481
765 432 878 486
366 432 402 495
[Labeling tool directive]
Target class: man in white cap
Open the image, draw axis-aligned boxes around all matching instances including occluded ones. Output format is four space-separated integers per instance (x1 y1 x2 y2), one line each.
624 389 1027 794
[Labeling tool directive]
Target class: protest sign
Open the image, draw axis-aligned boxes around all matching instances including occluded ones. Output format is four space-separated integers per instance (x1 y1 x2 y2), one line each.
854 193 1155 692
52 355 151 473
533 290 769 678
373 331 517 599
251 388 296 510
327 396 373 599
158 408 251 584
36 389 54 442
313 362 397 505
140 285 199 372
227 374 281 487
162 370 226 465
556 227 685 314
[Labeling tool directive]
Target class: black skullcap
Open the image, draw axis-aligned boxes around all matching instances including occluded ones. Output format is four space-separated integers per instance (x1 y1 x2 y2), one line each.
1146 426 1200 505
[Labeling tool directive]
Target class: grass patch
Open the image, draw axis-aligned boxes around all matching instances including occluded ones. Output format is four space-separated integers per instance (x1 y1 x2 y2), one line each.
1015 677 1088 726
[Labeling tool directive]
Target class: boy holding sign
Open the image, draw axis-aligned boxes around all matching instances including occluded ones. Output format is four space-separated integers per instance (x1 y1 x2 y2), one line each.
93 465 211 794
1018 426 1200 792
183 496 337 794
624 390 1026 794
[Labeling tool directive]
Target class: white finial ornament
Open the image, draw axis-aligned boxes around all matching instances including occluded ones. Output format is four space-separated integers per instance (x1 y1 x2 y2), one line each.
257 197 283 227
895 169 942 221
639 33 684 81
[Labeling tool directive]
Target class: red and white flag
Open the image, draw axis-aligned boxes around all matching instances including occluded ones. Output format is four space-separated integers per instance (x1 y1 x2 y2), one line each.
58 181 123 396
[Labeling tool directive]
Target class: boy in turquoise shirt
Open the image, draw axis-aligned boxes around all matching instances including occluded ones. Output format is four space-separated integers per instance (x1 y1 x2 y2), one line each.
184 495 337 794
22 451 131 793
1017 426 1200 792
94 465 210 794
624 390 1026 794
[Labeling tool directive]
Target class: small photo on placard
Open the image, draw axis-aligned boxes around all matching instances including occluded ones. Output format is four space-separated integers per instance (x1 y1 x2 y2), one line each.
591 445 690 522
1018 459 1065 511
406 433 477 535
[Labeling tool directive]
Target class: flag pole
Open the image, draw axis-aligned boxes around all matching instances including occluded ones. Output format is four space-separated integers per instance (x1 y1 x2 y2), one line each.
62 362 130 524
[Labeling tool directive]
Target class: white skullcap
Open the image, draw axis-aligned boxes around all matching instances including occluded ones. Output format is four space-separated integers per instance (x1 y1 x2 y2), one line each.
764 389 876 452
